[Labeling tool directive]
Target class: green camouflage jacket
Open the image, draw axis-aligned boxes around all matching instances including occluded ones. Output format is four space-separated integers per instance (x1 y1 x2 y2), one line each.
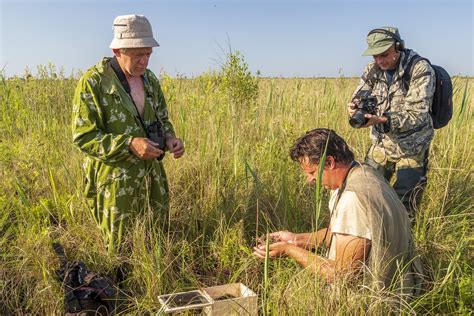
354 49 435 159
72 57 175 227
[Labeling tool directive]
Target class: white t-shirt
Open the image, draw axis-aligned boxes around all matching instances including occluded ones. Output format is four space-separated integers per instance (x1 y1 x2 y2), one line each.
327 190 372 260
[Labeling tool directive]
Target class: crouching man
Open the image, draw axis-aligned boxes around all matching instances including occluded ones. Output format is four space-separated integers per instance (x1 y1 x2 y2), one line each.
253 128 422 295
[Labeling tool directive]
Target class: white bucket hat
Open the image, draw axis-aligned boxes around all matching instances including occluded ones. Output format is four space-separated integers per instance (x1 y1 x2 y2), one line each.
109 14 159 49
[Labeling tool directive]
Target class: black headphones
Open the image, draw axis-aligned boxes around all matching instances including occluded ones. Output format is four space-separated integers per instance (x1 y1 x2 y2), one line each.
367 28 405 52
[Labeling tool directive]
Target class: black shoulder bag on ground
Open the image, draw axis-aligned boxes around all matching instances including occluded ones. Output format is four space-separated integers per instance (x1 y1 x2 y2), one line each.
53 243 126 315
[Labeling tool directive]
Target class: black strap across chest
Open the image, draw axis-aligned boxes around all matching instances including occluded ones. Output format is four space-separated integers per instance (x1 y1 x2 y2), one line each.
109 57 149 135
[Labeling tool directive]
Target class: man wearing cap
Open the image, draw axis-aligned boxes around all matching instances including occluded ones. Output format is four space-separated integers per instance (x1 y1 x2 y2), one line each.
347 26 435 216
72 14 184 247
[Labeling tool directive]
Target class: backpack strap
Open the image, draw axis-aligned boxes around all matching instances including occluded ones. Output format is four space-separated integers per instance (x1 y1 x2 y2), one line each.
403 55 433 93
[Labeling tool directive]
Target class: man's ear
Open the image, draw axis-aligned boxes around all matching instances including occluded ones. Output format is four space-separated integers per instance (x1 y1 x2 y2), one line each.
324 156 336 169
112 49 121 57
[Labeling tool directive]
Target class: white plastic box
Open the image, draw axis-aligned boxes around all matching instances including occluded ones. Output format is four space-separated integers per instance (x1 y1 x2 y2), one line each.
202 283 257 316
157 283 257 315
157 289 213 313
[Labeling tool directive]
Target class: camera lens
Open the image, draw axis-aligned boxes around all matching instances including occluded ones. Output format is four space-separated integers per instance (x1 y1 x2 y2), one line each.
349 110 368 128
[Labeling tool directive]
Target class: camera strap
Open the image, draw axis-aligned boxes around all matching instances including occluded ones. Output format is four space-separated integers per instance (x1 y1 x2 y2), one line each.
110 57 150 137
324 161 359 257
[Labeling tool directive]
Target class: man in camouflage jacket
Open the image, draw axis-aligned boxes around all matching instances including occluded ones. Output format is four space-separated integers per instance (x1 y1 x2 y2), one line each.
348 27 435 216
72 15 184 247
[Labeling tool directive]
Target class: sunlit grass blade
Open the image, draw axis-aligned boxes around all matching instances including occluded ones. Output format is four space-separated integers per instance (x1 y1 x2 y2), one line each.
314 134 329 234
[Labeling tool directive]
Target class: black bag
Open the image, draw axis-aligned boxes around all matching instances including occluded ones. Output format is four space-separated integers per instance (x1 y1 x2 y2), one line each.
53 243 126 315
403 55 453 129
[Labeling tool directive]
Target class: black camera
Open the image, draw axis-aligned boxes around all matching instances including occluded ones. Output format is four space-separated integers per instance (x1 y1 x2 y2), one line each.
146 121 166 161
349 90 378 129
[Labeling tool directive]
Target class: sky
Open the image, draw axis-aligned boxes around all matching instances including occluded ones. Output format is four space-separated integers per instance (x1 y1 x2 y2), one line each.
0 0 473 78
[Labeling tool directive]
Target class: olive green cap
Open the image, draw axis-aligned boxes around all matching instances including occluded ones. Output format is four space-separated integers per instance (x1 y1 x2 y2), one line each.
362 26 400 56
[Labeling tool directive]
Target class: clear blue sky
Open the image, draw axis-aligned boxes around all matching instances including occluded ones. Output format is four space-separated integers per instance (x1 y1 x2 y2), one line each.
1 0 473 78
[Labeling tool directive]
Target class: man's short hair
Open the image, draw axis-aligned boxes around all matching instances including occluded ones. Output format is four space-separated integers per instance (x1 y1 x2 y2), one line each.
290 128 354 165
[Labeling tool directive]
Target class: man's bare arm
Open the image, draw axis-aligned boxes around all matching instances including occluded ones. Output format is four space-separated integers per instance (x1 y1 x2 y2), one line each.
286 233 371 281
292 228 333 249
269 228 332 250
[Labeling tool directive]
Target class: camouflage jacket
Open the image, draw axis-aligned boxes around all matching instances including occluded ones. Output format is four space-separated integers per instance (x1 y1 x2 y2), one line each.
353 49 435 159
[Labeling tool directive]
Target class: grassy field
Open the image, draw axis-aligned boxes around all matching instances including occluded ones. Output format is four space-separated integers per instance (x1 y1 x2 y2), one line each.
1 58 472 314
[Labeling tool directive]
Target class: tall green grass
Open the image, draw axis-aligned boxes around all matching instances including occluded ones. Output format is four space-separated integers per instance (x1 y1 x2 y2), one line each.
0 57 472 314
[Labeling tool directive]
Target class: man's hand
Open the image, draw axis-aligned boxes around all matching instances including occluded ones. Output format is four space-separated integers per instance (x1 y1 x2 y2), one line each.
165 136 185 159
269 231 297 244
347 102 358 117
363 114 388 127
348 100 388 128
129 137 164 160
253 241 292 259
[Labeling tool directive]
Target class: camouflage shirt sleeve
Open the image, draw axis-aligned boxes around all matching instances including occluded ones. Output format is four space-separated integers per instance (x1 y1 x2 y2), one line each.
148 72 176 138
352 62 376 97
72 74 133 162
388 60 435 132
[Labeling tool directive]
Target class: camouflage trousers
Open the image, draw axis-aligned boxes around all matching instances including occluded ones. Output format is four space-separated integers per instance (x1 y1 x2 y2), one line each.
365 144 429 218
